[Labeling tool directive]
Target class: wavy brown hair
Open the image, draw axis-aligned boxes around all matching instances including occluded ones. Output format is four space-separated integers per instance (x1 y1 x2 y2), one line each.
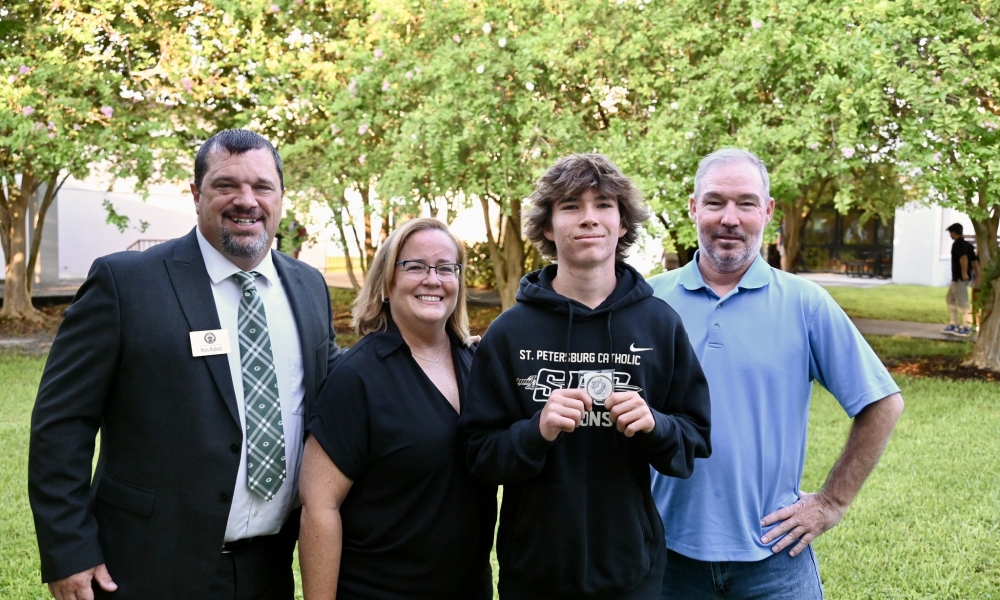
524 153 651 262
352 217 471 344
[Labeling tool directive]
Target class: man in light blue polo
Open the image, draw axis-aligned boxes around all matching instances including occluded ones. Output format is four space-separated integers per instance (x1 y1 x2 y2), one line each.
649 149 905 599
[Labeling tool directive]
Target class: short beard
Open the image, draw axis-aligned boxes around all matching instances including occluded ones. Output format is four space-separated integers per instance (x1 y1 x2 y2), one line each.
220 227 270 261
699 227 762 273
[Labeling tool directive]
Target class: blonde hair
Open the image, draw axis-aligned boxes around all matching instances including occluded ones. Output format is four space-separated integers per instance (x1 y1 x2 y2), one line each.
352 217 471 344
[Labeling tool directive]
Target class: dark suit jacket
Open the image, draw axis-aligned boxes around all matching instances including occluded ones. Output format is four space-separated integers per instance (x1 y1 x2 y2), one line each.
28 228 342 599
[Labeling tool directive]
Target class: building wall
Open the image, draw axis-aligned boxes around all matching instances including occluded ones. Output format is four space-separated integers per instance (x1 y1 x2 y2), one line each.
892 203 973 287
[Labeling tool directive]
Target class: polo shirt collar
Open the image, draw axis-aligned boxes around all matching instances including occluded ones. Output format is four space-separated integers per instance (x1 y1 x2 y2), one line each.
196 227 278 287
680 250 772 291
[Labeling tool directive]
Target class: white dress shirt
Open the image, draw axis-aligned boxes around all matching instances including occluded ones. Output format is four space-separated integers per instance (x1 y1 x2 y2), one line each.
196 229 305 542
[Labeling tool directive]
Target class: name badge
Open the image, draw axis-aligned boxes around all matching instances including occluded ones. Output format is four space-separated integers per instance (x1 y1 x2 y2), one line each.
190 329 231 357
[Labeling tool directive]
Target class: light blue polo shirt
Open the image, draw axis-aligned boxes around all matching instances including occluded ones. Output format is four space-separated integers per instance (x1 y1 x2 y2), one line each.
649 252 900 562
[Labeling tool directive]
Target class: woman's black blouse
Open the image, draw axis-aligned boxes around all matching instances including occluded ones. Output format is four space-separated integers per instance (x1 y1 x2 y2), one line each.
307 319 495 600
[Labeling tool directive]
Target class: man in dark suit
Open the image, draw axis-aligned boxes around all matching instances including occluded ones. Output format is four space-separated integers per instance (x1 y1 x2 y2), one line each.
28 129 342 600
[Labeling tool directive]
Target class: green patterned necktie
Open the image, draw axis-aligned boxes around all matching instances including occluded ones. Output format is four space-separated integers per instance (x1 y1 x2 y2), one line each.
233 271 285 501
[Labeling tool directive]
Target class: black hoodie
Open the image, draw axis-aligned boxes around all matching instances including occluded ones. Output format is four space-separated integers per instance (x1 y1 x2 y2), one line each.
461 263 712 600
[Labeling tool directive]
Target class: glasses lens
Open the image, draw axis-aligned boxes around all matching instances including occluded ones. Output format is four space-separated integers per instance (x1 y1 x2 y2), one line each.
437 265 457 277
403 262 428 275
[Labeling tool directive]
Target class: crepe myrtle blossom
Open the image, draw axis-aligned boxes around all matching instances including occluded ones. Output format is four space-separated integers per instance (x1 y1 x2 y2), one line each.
181 77 194 92
482 22 492 34
476 65 485 74
8 75 16 84
382 79 390 91
19 65 30 74
358 123 369 135
267 4 280 13
525 82 535 91
100 106 114 118
841 147 856 159
358 154 366 165
22 106 34 116
374 49 383 59
499 37 507 48
405 71 414 79
752 20 763 29
453 35 461 43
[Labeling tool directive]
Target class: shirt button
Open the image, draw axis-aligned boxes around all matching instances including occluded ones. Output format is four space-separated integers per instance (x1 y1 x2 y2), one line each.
717 303 723 309
254 511 259 517
230 443 239 454
714 323 720 330
220 492 231 503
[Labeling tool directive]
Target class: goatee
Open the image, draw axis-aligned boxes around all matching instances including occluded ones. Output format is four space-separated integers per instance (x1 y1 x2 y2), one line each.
220 227 270 261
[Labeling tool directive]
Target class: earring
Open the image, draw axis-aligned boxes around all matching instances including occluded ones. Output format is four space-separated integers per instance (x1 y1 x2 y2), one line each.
382 296 389 303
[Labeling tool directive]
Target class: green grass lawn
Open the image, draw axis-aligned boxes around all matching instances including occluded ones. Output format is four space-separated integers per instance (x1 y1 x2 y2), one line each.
4 349 999 599
822 284 948 324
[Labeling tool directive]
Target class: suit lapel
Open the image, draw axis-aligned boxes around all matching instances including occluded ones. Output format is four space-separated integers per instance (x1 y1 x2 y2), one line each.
273 251 322 405
164 230 241 426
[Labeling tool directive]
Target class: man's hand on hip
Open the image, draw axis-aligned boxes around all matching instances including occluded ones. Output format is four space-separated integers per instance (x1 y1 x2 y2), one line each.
759 491 847 557
604 392 655 437
49 564 117 600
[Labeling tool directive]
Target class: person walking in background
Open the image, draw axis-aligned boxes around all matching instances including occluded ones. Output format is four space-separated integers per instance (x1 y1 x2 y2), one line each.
28 129 342 600
461 154 712 600
943 222 977 337
649 149 904 600
299 218 495 600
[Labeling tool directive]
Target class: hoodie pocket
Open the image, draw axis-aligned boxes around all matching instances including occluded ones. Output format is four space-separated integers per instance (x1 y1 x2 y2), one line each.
504 482 654 596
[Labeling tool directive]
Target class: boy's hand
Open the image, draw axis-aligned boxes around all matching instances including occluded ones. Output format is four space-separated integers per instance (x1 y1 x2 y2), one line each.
604 392 655 437
539 388 593 441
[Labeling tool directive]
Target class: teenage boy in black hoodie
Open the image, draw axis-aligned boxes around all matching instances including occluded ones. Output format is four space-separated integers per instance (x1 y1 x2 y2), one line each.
460 154 712 600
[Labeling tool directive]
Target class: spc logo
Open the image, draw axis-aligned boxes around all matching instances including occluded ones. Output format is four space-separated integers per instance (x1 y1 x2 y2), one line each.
204 332 217 344
517 368 642 402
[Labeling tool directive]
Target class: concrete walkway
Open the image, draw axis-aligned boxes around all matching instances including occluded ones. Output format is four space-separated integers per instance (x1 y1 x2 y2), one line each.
851 318 975 342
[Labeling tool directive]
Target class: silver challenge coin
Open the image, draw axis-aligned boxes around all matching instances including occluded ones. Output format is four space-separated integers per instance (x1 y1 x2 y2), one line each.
583 371 614 404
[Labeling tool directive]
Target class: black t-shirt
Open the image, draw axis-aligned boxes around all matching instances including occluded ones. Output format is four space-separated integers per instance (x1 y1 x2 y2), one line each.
951 238 975 281
307 319 495 600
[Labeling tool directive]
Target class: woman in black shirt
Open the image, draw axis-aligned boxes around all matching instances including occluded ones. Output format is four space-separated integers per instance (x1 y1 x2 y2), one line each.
300 218 495 600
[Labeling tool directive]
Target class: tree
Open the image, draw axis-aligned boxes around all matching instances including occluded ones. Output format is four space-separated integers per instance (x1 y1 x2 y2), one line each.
1 0 187 320
870 0 1000 370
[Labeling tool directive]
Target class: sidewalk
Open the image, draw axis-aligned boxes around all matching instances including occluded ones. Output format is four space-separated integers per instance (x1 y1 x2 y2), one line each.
851 318 976 342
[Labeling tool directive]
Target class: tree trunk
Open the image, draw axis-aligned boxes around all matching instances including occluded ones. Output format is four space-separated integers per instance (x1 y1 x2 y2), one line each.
479 194 507 304
498 212 524 310
780 201 805 273
1 175 43 321
969 211 999 371
969 282 1000 371
334 212 361 292
359 185 376 271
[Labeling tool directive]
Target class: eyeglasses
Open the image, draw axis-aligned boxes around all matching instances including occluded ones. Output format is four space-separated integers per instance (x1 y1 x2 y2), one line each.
395 260 462 279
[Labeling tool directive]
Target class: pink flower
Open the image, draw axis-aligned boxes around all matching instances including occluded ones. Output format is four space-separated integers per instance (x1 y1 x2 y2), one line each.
267 3 280 13
358 123 369 135
47 121 56 131
405 71 413 79
752 20 762 29
841 147 855 159
8 75 16 84
330 123 341 135
381 79 390 91
22 106 34 116
100 106 114 118
933 152 942 162
453 35 461 43
347 79 357 93
181 77 194 92
18 65 30 74
73 124 82 131
374 49 383 59
48 132 56 139
358 155 366 164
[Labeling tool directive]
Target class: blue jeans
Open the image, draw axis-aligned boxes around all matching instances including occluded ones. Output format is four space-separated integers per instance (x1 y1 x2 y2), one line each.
660 546 823 600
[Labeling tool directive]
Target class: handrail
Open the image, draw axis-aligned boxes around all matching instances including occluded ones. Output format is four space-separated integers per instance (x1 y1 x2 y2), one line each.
126 239 169 252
